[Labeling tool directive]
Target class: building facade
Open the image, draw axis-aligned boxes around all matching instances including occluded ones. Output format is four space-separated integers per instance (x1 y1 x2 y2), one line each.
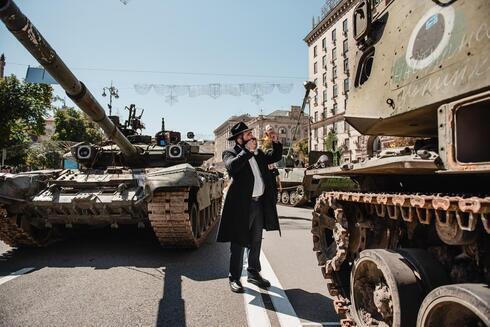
213 106 309 163
304 0 367 164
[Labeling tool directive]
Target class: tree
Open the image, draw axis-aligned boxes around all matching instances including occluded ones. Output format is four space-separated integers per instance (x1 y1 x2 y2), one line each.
324 130 342 166
53 107 104 143
0 75 53 166
292 138 309 164
25 141 66 170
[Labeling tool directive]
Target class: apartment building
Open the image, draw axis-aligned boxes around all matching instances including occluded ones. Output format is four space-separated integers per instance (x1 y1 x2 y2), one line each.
304 0 366 163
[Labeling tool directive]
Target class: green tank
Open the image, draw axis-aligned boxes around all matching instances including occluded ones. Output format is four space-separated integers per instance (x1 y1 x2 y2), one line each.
308 0 490 325
0 0 223 248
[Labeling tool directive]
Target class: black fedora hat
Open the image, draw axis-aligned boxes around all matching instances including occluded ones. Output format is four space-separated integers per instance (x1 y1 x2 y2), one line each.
228 121 253 140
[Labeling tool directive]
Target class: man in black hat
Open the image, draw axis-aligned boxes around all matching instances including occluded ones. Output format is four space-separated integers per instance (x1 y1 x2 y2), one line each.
217 121 283 293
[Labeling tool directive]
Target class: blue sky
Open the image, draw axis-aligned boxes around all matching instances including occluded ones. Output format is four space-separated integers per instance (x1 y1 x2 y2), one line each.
1 0 324 139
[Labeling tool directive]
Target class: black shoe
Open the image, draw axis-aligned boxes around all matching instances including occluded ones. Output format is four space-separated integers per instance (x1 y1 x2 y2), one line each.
247 271 271 288
229 279 244 293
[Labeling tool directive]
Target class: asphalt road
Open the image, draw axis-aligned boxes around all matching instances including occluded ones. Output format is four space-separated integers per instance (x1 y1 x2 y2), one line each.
0 205 339 327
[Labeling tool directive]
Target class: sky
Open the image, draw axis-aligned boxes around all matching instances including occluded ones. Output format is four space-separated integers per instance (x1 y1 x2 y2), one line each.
1 0 325 139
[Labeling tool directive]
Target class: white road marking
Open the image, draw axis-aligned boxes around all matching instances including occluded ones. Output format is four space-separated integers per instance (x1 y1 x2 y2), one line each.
259 250 302 327
242 252 271 327
0 267 35 286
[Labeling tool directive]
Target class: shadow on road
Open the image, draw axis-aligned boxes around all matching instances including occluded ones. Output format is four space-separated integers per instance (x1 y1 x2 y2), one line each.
0 226 230 327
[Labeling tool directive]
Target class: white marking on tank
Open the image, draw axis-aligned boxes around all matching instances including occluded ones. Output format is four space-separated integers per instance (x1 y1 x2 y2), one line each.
0 267 35 286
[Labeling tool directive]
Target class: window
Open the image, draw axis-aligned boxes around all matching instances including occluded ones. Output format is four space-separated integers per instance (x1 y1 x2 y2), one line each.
332 47 337 61
323 72 327 86
323 90 327 104
342 19 348 34
343 58 349 73
344 138 349 149
314 111 318 122
333 66 337 79
322 37 326 50
314 62 318 74
332 122 337 133
333 84 338 98
344 121 350 133
333 103 338 114
322 55 327 68
279 127 286 134
344 78 349 93
314 46 317 57
313 128 317 138
332 28 337 43
314 94 318 106
343 39 348 54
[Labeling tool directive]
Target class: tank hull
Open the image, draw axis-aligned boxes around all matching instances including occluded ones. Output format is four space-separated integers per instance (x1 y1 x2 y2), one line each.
307 0 490 325
0 165 224 248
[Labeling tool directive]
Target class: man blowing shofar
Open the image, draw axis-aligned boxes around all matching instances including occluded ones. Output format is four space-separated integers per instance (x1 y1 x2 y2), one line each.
217 121 283 293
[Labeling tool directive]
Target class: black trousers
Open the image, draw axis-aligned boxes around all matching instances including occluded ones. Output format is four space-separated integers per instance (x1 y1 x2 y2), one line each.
229 198 264 281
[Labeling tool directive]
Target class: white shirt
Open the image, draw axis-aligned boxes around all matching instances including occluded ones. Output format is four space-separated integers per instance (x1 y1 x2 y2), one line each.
249 153 265 197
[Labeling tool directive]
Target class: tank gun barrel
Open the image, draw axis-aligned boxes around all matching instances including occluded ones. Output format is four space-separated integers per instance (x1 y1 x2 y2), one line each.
0 0 139 158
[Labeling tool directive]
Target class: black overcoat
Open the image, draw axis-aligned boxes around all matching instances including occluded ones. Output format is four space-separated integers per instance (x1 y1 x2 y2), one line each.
217 141 283 247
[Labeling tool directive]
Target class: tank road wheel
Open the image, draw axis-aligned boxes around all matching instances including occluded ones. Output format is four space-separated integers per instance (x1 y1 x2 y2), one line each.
417 284 490 327
0 209 52 248
350 249 426 327
281 191 290 205
190 202 200 238
289 191 298 206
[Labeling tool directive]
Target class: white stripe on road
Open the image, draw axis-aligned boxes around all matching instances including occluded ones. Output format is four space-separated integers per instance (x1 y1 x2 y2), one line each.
0 267 35 286
242 252 271 327
260 250 302 327
242 250 302 327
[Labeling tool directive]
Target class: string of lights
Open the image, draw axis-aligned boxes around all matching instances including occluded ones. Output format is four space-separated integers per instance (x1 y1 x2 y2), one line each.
133 83 294 105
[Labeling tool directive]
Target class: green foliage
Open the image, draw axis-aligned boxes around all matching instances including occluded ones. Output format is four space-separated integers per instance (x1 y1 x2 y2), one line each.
319 177 358 192
323 131 342 166
25 141 64 170
0 75 53 166
53 107 103 143
292 138 309 162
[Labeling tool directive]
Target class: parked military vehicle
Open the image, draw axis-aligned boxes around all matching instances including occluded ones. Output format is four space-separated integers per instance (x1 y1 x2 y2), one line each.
0 0 223 248
307 0 490 326
276 151 342 207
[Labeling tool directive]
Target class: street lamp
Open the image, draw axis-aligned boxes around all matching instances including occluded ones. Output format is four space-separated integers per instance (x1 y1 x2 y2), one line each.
102 81 119 116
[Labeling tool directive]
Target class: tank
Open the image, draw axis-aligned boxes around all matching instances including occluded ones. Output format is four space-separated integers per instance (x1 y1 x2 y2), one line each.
307 0 490 326
0 0 223 248
276 151 344 207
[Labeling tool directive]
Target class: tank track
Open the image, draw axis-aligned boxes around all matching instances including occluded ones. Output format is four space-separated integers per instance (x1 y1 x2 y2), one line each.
148 188 221 248
0 207 39 248
312 191 490 326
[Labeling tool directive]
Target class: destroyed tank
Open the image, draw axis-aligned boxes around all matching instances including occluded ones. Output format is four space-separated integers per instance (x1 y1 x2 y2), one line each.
307 0 490 326
0 0 223 248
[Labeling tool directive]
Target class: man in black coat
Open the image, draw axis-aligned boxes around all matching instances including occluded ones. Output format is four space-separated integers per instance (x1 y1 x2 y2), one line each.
217 121 283 293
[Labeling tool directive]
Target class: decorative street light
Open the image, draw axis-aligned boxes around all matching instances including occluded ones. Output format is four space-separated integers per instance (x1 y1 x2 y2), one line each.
102 81 119 116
